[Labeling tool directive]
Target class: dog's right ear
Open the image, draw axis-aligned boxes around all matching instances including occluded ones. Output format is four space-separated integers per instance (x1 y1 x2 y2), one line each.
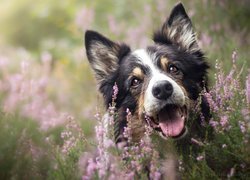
85 30 130 84
153 3 200 53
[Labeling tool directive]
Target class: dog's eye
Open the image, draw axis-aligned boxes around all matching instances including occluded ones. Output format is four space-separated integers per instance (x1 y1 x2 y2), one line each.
131 77 141 87
168 64 179 74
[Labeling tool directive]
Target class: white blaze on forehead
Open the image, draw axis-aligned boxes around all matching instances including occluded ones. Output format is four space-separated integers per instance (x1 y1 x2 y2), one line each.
133 49 185 116
133 49 156 72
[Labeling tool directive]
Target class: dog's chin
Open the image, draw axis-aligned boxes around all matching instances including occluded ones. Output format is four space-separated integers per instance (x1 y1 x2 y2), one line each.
145 104 188 140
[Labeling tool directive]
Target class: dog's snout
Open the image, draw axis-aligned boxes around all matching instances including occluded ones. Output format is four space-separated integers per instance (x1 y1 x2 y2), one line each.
152 80 173 100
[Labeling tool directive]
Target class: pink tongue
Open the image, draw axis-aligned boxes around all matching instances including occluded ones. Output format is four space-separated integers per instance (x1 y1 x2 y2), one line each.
158 108 184 137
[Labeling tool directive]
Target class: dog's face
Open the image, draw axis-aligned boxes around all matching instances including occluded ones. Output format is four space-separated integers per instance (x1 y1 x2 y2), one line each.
85 3 209 141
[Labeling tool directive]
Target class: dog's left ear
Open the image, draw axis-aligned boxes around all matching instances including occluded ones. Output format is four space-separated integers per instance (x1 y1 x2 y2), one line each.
153 3 200 53
85 30 130 84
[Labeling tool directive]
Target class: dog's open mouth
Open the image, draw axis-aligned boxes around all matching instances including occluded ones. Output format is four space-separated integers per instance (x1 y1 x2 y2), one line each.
145 104 187 138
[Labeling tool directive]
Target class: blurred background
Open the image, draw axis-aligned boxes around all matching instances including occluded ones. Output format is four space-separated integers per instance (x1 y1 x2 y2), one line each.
0 0 249 179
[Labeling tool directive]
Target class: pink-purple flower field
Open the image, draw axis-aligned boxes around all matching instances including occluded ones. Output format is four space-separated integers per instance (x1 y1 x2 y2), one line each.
0 0 249 179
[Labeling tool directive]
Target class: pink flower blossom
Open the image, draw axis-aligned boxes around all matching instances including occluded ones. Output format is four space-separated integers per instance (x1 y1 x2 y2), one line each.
241 108 250 122
232 50 237 64
239 121 246 134
85 159 97 178
112 82 119 102
209 119 219 128
1 57 68 130
196 155 204 161
220 115 228 127
61 116 85 154
123 108 132 143
125 171 135 179
204 92 219 112
246 72 250 104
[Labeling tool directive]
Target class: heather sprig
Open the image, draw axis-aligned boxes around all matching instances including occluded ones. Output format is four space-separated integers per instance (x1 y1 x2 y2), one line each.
1 54 67 130
122 109 161 179
82 83 119 179
61 115 87 155
246 72 250 105
204 51 248 133
181 51 250 179
82 84 162 179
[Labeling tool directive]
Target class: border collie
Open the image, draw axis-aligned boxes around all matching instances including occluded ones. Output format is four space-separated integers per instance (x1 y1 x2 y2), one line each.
85 3 209 145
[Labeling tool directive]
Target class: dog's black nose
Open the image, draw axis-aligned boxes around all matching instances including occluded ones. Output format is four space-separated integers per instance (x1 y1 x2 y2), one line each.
152 80 173 100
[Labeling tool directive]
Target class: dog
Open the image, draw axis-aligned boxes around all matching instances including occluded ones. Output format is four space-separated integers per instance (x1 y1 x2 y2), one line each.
85 2 210 157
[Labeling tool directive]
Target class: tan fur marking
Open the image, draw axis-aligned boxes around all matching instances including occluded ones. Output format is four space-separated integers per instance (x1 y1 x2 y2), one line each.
131 113 145 142
138 95 144 115
160 57 169 71
131 67 144 79
131 89 146 142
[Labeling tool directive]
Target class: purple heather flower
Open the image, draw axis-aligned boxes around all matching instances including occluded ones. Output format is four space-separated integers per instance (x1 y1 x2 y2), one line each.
204 92 219 112
209 119 219 128
1 57 69 130
196 155 204 161
220 115 229 127
241 108 250 122
232 50 237 64
94 112 101 121
61 117 86 154
125 171 135 179
222 144 227 148
239 121 246 134
104 139 115 148
246 72 250 104
123 108 132 143
150 171 161 180
112 82 119 102
86 159 97 177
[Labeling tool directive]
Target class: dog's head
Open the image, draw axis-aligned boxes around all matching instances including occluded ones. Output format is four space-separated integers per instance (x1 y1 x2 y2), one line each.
85 3 209 141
